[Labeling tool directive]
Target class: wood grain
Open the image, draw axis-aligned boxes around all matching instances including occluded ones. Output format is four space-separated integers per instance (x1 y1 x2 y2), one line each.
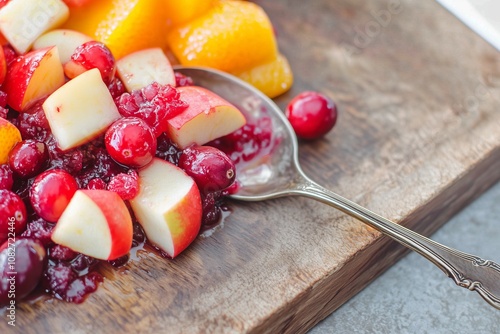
3 0 500 333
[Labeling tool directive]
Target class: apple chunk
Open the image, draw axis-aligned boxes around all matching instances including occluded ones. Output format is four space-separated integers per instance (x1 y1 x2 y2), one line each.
166 86 246 149
51 190 133 260
33 29 93 64
43 68 121 151
130 158 202 258
116 48 175 92
0 0 69 54
3 46 65 112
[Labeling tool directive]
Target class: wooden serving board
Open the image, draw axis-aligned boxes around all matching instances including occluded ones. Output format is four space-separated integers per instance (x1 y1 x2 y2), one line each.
4 0 500 333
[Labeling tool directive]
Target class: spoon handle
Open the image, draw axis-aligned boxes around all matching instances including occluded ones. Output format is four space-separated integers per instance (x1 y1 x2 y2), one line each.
299 179 500 309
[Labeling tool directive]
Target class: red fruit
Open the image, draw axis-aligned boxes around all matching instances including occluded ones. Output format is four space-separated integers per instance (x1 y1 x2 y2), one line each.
0 164 13 190
62 0 95 7
174 72 194 87
115 82 188 137
0 238 46 306
8 140 49 178
0 189 27 243
105 117 157 168
64 41 116 84
179 145 236 194
285 91 338 140
107 171 139 200
30 169 79 222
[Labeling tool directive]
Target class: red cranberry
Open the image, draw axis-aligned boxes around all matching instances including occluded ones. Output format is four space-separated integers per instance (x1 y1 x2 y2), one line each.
0 238 46 306
107 77 125 99
48 244 78 262
86 178 107 190
155 133 182 165
8 140 49 178
65 41 116 84
15 100 51 141
0 164 13 190
179 145 236 194
107 170 139 200
0 90 7 108
285 91 338 140
0 189 27 243
30 169 79 222
2 45 17 66
115 82 187 137
20 218 54 247
174 72 194 87
105 117 157 168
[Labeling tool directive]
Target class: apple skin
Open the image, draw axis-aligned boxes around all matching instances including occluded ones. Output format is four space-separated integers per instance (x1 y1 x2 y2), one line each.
116 47 175 92
33 28 93 64
51 189 133 260
130 158 202 258
42 68 121 151
3 46 65 112
166 86 246 149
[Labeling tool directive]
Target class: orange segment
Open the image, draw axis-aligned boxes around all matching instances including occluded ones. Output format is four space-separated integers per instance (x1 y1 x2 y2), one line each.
0 118 22 164
162 0 217 27
64 0 168 59
167 0 277 73
236 54 293 98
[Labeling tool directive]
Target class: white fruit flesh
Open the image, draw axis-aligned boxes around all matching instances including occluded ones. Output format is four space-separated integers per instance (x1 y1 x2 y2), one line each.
130 159 200 257
51 190 111 260
116 48 176 92
0 0 69 54
43 68 121 151
22 46 65 110
33 29 93 63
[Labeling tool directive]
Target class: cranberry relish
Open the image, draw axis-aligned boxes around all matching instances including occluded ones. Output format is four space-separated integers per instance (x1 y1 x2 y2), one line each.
0 69 273 306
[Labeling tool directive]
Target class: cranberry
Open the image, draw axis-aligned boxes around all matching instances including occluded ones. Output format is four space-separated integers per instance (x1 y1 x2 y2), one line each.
70 254 99 273
15 100 51 141
63 272 103 303
0 238 46 306
211 117 273 164
86 178 107 190
0 164 13 190
43 262 78 298
179 146 236 194
174 72 194 87
285 91 338 140
115 82 188 137
0 189 27 243
64 41 116 84
48 244 78 262
20 218 54 247
201 191 223 226
2 45 17 66
8 140 49 178
107 77 126 99
0 90 7 108
107 170 139 200
105 117 157 168
132 222 146 247
30 169 79 222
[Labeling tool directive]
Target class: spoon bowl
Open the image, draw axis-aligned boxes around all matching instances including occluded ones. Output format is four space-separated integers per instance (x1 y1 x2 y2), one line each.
175 66 500 310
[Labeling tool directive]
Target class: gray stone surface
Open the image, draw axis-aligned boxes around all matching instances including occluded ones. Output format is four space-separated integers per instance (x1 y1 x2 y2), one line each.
309 181 500 334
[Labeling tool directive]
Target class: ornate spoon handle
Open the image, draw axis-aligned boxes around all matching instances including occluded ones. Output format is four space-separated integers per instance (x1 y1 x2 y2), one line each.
294 179 500 309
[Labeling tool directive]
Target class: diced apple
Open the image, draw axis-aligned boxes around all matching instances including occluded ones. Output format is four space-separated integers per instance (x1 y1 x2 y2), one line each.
51 189 133 260
42 68 121 151
166 86 246 149
130 158 202 258
116 47 175 92
4 46 65 112
0 0 69 54
33 28 92 63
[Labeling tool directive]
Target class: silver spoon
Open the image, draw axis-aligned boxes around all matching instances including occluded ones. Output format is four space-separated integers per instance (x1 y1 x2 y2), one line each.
175 66 500 310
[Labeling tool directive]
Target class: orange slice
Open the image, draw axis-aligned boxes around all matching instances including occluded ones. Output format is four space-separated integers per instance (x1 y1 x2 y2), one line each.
235 54 293 98
64 0 168 59
167 0 277 73
0 118 22 164
162 0 217 27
